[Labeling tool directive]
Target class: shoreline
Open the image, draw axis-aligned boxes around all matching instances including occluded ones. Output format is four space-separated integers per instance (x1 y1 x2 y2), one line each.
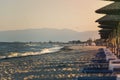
0 45 105 80
0 45 104 61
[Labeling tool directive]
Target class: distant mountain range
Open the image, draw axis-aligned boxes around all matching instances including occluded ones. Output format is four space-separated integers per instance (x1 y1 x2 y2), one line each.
0 28 100 42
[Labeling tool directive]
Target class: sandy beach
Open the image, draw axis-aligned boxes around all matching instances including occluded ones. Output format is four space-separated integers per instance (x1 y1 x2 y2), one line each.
0 45 105 80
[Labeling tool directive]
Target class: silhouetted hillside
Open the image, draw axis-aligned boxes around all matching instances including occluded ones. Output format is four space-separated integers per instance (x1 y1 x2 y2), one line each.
0 28 99 42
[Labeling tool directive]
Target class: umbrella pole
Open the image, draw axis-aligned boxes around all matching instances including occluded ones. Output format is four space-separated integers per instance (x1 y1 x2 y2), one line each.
116 23 120 58
116 26 119 57
118 23 120 58
113 29 116 54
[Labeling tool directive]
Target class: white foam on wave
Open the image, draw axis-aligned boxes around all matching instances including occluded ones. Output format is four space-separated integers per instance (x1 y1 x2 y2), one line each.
1 46 63 59
0 56 7 59
40 46 63 54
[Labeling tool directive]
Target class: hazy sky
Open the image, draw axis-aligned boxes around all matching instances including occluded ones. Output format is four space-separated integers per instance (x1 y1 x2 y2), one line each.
0 0 112 32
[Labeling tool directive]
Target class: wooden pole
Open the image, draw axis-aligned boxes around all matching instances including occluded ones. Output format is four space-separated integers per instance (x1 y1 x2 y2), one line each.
116 23 120 58
118 23 120 58
113 29 116 54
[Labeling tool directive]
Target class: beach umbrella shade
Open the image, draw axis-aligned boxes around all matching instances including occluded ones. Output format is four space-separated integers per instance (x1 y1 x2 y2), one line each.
99 31 111 35
99 29 112 38
99 32 110 39
98 21 119 26
99 28 116 39
103 0 120 1
99 29 113 32
98 25 117 29
96 2 120 14
100 35 109 39
99 31 110 36
96 15 120 22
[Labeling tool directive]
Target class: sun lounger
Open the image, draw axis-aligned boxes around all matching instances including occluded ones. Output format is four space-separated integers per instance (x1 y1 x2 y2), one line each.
77 76 116 80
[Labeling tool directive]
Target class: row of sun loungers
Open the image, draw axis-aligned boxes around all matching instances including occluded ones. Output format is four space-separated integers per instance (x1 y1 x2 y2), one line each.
76 48 118 80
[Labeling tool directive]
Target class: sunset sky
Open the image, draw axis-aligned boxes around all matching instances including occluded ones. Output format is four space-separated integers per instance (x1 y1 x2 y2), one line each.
0 0 112 32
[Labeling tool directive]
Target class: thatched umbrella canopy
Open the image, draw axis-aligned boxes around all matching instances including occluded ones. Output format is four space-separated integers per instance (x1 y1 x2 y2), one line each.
103 0 120 1
98 21 119 26
99 29 113 33
96 0 120 39
99 29 112 39
96 2 120 14
99 32 109 39
96 15 120 22
99 30 108 33
100 35 109 39
98 25 117 29
99 28 114 39
101 35 109 39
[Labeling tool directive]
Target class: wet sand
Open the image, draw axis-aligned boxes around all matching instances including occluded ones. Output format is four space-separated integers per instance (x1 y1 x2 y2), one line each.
0 45 105 80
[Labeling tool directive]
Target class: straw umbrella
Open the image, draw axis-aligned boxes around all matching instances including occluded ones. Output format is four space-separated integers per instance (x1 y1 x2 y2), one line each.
96 2 120 14
96 0 120 56
103 0 120 1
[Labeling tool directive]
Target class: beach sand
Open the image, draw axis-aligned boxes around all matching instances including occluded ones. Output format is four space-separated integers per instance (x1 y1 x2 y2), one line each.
0 45 105 80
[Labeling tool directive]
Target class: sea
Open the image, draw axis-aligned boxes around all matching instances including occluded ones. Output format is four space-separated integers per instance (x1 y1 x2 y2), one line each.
0 42 63 59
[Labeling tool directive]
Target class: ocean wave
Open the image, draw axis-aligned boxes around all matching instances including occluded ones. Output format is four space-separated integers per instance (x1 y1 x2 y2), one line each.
0 46 63 59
